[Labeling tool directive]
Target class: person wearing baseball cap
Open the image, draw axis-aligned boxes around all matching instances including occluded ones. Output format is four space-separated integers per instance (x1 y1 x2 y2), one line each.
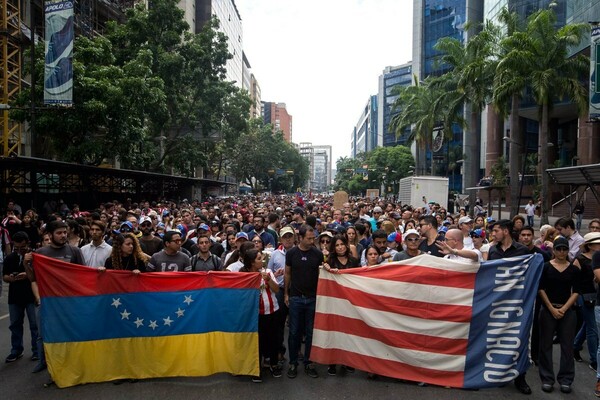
268 225 296 363
538 236 581 394
386 232 402 259
458 216 475 250
392 229 422 261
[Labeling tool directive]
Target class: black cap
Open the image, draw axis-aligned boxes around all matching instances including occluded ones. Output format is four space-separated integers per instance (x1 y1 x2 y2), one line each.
553 236 569 250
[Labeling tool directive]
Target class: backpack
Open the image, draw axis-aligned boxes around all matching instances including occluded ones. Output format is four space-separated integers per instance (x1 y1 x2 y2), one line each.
192 253 220 271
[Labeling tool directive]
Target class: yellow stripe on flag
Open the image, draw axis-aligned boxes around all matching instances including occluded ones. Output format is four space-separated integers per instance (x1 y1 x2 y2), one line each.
45 332 259 387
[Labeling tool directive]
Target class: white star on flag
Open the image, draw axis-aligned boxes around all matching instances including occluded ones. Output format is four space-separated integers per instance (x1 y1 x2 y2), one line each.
134 318 144 328
120 309 131 320
149 320 158 330
176 308 185 318
163 316 173 326
183 295 194 305
111 298 122 308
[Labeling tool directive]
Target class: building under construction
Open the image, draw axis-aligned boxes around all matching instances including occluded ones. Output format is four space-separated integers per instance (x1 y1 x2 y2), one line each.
1 0 236 208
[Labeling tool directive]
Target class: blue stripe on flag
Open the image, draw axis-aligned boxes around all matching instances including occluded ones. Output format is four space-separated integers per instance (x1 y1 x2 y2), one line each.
463 254 544 388
42 288 259 343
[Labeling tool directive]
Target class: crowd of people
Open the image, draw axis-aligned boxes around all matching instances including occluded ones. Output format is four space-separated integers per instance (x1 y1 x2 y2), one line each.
0 195 599 394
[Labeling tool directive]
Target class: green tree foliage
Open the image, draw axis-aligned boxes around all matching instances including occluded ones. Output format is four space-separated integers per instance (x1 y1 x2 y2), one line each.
334 146 414 195
389 76 463 176
230 119 309 192
12 0 251 176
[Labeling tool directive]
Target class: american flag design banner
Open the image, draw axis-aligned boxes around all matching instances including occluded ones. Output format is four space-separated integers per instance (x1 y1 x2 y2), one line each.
311 254 544 389
44 0 74 105
33 254 261 388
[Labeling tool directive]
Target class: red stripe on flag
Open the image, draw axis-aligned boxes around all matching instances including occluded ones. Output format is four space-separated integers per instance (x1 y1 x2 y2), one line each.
314 313 468 355
311 346 464 388
34 254 261 298
338 263 477 289
317 279 472 323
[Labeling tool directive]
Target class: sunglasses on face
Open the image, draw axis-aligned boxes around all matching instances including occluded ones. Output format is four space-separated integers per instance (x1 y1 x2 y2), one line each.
405 238 419 242
320 239 330 244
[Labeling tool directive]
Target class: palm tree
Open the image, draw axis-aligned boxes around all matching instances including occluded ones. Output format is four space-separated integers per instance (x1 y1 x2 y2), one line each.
434 21 499 214
493 7 530 218
390 76 446 174
525 8 588 225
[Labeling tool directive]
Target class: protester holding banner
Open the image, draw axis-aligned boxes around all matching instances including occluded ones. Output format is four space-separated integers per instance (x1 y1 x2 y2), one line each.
487 219 532 394
103 233 147 273
538 237 581 394
284 224 322 379
240 248 281 382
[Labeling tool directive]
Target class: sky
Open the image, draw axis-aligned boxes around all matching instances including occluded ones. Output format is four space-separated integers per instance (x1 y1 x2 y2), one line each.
236 0 414 165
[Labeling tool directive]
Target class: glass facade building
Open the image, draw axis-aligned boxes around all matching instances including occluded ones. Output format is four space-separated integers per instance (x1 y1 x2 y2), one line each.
422 0 467 77
377 64 413 148
351 95 378 158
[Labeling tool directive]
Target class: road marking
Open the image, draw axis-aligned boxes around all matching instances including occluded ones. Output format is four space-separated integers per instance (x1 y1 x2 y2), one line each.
0 313 8 320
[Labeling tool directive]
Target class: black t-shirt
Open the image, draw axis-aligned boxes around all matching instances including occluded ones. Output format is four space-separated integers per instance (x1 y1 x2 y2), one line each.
285 246 323 298
576 254 595 295
539 261 581 305
104 254 147 272
139 236 163 256
488 240 530 260
330 256 360 270
3 252 35 305
419 235 444 257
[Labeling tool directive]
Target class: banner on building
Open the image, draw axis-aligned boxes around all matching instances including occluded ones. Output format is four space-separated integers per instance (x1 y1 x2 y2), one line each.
34 254 260 388
43 0 74 105
590 23 600 120
311 254 544 389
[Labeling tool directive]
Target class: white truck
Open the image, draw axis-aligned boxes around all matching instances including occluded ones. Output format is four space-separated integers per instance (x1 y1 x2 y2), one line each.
398 176 449 209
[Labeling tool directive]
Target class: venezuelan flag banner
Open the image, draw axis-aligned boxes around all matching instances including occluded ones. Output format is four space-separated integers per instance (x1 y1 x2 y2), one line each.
311 254 544 389
33 254 260 388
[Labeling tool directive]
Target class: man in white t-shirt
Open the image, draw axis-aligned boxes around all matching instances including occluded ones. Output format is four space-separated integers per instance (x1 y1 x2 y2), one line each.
524 200 536 227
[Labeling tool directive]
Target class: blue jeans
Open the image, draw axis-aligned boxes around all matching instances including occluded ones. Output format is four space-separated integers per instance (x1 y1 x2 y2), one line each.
288 296 316 366
574 297 598 365
527 215 534 227
9 303 38 356
595 306 600 379
576 214 583 231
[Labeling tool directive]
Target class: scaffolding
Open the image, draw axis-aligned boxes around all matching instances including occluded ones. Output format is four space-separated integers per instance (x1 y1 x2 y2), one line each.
1 0 22 157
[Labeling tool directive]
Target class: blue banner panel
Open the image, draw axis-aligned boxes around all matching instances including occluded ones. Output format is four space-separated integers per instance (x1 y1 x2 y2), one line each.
44 0 74 105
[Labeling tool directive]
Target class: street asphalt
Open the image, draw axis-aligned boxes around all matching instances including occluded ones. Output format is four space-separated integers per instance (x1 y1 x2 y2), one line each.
0 279 599 400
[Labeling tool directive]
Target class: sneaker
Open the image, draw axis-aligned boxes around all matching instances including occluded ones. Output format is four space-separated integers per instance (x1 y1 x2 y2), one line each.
251 375 262 383
574 350 583 362
270 366 282 378
595 380 600 397
5 352 23 363
541 383 553 393
287 364 297 379
305 364 319 378
343 365 355 373
328 365 337 376
32 362 47 373
30 354 39 362
559 384 571 394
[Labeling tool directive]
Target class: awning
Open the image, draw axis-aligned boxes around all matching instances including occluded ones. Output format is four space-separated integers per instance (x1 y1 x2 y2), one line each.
546 163 600 186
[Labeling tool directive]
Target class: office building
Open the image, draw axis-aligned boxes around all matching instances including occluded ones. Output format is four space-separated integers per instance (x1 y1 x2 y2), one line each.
262 102 293 143
351 95 378 157
378 63 413 148
195 0 243 88
313 145 333 192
